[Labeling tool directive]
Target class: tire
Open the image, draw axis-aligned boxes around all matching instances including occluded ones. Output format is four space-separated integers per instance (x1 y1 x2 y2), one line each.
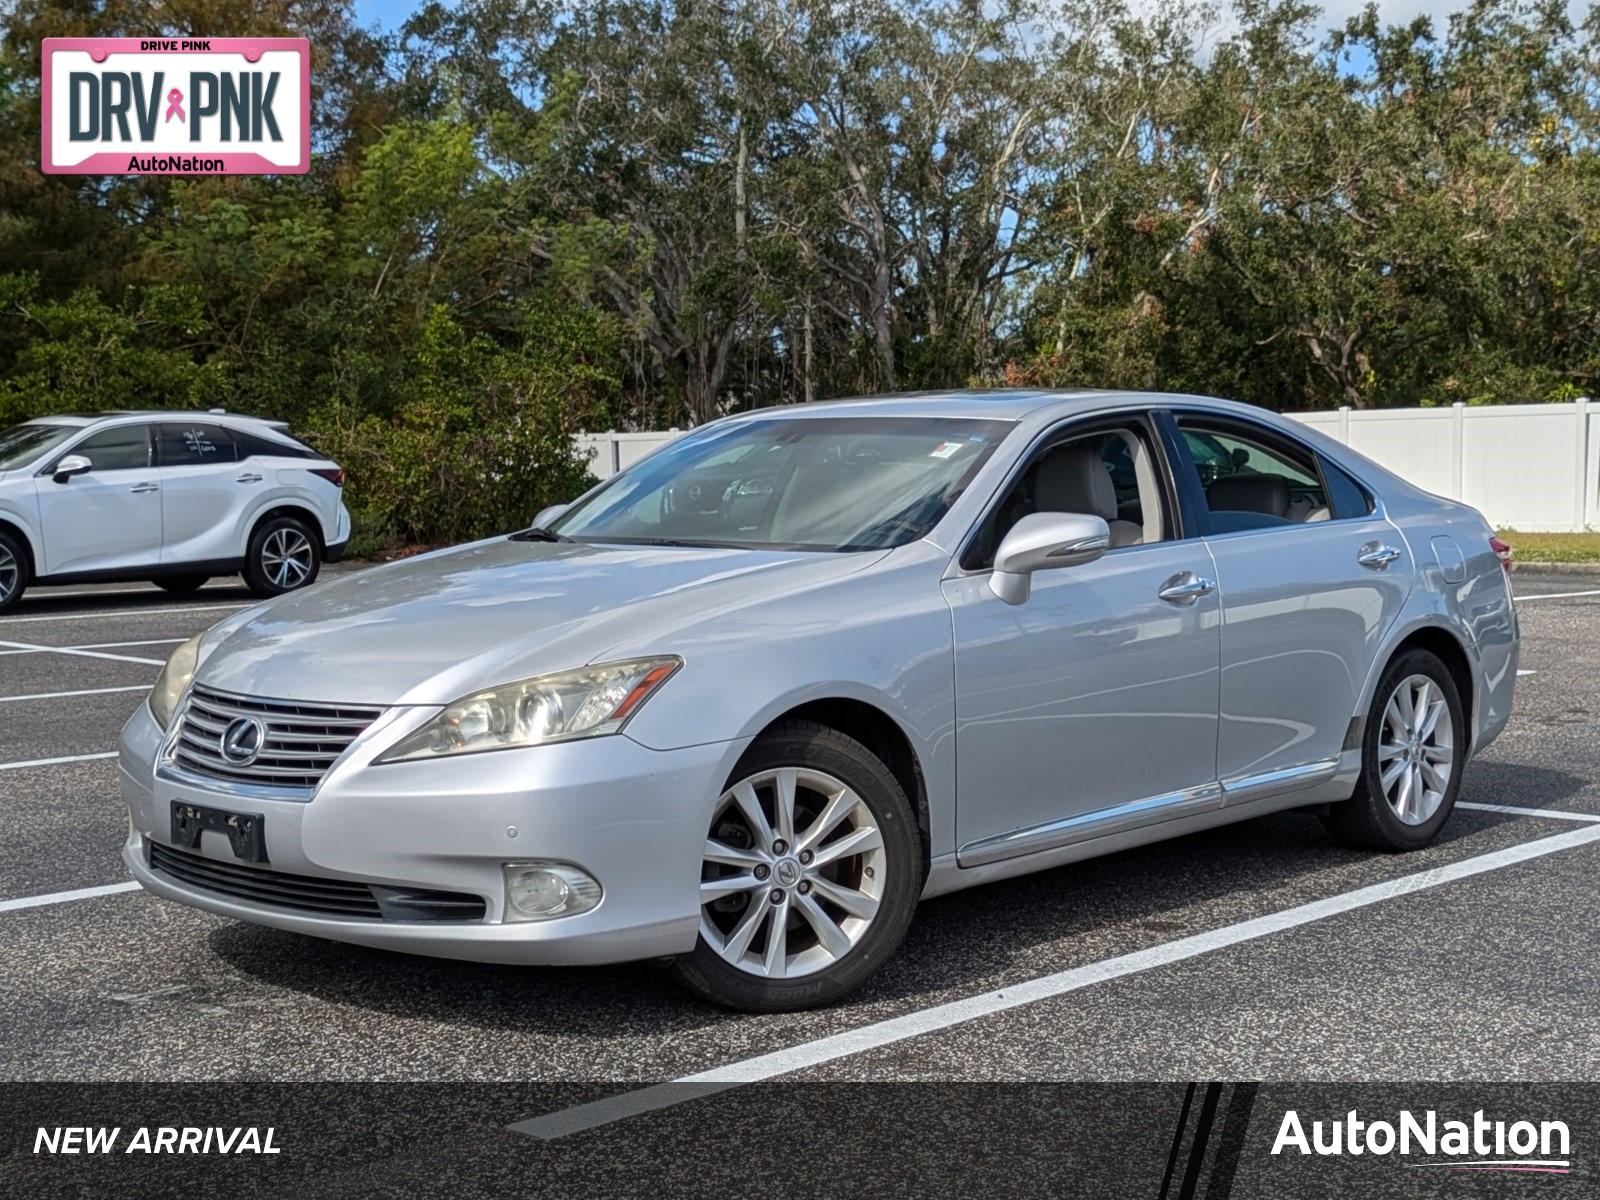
1323 649 1466 851
155 575 209 594
671 719 921 1011
0 529 27 613
244 516 321 598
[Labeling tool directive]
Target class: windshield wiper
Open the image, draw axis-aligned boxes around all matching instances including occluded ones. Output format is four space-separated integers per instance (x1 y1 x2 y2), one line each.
509 525 571 543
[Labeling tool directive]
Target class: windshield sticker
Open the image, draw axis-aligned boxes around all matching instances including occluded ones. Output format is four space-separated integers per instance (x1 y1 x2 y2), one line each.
929 442 963 459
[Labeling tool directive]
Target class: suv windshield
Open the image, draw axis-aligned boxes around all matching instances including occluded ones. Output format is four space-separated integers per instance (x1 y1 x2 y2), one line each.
551 416 1013 552
0 423 77 470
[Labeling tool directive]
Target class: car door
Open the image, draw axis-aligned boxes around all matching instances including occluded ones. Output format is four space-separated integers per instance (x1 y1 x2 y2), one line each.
33 423 162 575
156 421 244 564
1169 412 1414 800
945 414 1223 867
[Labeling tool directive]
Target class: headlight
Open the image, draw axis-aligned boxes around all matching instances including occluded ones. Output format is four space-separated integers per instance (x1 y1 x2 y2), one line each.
378 657 682 762
149 633 203 730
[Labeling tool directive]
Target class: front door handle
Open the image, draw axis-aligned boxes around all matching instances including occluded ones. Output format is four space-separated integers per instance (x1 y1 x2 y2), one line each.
129 482 159 494
1358 543 1402 570
1157 572 1216 604
235 473 264 484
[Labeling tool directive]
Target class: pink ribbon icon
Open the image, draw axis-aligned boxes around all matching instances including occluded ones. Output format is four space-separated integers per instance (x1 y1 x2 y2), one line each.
164 88 185 123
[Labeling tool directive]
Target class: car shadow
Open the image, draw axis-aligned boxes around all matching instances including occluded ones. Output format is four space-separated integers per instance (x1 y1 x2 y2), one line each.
209 760 1591 1041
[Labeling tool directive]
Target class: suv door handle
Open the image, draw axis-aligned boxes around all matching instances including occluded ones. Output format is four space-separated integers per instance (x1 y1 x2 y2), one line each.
1157 572 1216 604
1358 543 1402 570
129 482 159 494
235 472 264 484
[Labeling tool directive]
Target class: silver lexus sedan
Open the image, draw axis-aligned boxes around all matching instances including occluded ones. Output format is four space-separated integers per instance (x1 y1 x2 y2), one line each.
119 390 1518 1010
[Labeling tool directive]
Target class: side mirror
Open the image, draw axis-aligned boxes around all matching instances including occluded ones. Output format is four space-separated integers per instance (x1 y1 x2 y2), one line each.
531 502 570 529
989 511 1110 605
52 454 92 484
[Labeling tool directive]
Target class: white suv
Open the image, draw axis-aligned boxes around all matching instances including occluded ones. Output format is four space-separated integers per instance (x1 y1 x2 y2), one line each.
0 411 351 611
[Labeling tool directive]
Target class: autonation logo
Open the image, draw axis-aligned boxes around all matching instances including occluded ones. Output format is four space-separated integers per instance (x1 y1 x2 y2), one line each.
1272 1108 1572 1174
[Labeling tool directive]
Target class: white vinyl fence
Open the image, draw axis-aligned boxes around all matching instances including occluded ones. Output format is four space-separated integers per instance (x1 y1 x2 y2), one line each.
577 398 1599 532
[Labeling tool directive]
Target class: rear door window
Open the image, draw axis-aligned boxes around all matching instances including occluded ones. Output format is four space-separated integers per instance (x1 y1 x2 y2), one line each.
1176 418 1331 533
158 423 237 466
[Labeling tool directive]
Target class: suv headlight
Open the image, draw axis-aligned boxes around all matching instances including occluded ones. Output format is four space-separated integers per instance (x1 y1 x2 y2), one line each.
149 633 203 730
378 657 682 762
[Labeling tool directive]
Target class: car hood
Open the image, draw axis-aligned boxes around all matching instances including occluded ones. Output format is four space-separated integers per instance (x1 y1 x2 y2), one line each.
195 537 886 705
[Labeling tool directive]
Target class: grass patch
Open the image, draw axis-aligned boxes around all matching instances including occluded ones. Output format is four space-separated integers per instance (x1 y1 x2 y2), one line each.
1498 529 1600 563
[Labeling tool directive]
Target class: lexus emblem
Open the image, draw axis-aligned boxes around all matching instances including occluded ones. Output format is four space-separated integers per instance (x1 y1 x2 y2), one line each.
219 717 266 766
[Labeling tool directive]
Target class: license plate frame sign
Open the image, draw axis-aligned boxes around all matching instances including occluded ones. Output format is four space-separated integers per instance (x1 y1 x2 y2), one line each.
42 37 309 175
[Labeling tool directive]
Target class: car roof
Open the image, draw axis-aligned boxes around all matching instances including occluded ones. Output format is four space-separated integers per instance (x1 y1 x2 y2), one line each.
26 411 293 432
719 388 1292 424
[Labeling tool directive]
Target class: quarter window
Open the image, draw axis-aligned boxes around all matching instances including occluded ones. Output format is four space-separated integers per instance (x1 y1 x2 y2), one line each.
66 425 152 471
1178 419 1330 532
159 422 237 466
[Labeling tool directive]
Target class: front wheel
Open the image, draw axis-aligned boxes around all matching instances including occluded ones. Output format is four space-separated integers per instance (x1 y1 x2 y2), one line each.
671 720 921 1011
1323 649 1465 851
244 517 321 598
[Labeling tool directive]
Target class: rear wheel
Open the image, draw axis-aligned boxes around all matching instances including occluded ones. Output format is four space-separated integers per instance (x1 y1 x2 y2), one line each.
1323 649 1464 851
244 516 321 597
155 575 209 594
671 720 920 1011
0 530 27 613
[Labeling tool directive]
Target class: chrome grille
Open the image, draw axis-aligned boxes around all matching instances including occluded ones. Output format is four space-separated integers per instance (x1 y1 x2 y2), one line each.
172 685 383 791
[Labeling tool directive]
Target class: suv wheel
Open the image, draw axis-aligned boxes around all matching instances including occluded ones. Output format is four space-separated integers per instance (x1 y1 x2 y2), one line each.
244 517 320 597
671 719 921 1011
1323 649 1465 851
0 530 27 612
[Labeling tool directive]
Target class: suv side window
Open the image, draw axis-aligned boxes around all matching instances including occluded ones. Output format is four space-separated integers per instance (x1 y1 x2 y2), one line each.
1178 418 1330 533
62 424 153 471
159 422 237 466
964 420 1172 569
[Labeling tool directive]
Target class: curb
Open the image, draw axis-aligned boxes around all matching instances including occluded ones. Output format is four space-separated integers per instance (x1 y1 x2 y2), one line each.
1513 561 1600 575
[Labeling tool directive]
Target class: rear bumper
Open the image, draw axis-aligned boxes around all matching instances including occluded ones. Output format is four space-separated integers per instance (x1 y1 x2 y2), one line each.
118 702 747 965
324 537 348 564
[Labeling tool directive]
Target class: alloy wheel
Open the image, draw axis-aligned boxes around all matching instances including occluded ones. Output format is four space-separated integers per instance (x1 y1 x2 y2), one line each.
261 528 313 590
700 766 886 979
0 544 16 604
1378 672 1455 825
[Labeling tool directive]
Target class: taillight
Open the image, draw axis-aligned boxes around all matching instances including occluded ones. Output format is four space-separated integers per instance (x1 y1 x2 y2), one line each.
1489 535 1512 572
310 467 345 487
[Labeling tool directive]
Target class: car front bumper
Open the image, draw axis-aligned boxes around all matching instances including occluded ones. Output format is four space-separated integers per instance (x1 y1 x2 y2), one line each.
118 702 747 965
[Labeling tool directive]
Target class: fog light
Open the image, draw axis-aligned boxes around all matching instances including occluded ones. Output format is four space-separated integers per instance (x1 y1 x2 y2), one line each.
502 861 602 922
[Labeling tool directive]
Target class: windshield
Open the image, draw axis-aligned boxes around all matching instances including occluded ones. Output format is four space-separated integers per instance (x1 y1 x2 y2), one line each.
551 416 1013 551
0 423 77 471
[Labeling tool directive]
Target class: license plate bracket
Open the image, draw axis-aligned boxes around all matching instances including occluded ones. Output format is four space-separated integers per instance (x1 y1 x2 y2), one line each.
170 801 268 864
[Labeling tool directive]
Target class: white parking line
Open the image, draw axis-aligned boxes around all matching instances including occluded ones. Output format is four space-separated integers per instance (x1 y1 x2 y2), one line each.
0 751 118 772
0 684 149 704
509 819 1600 1140
0 639 163 666
1515 589 1600 602
0 602 251 625
1457 802 1600 823
0 637 184 657
0 881 140 914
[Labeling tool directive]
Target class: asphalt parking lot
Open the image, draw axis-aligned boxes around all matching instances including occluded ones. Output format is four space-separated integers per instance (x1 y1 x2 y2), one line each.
2 567 1598 1107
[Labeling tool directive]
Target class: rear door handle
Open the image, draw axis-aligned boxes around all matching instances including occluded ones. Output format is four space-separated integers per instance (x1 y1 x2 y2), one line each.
1358 543 1402 570
1157 572 1216 604
235 473 264 484
130 482 159 494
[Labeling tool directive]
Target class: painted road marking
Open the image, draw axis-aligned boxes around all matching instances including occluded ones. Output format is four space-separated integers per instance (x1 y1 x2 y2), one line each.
0 751 118 772
0 639 163 666
1457 802 1600 823
509 819 1600 1140
1515 589 1600 602
0 602 251 625
0 881 140 914
0 684 150 704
